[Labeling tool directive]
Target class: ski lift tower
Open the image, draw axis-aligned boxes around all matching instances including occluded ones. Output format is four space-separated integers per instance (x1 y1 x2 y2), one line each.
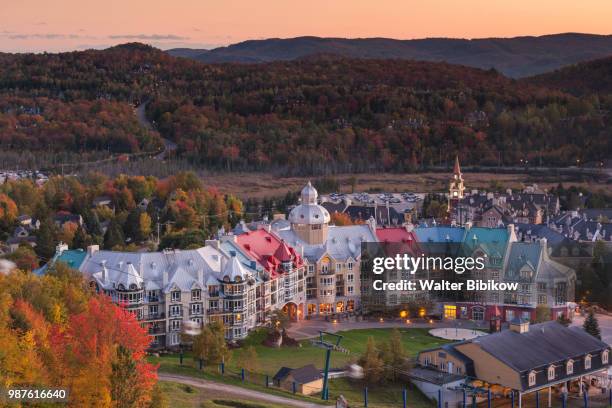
311 331 349 400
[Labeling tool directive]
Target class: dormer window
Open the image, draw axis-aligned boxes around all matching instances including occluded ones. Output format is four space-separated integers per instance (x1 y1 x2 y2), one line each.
171 290 181 302
547 365 555 381
528 370 536 387
191 289 201 301
566 359 574 375
585 354 592 370
602 350 609 365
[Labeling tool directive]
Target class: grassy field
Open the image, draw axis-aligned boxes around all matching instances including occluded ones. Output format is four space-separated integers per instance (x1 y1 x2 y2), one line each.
202 171 605 199
158 381 289 408
152 328 449 407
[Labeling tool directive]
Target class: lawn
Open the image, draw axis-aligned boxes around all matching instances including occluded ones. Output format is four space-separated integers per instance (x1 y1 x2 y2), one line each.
152 328 448 407
158 381 288 408
228 327 450 373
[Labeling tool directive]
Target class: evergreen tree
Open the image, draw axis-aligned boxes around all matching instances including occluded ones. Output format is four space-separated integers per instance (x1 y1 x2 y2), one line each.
124 209 142 242
104 219 125 249
72 225 90 249
583 311 601 339
35 218 58 261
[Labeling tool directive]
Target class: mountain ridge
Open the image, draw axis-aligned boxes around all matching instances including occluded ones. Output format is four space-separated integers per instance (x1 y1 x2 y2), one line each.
167 33 612 78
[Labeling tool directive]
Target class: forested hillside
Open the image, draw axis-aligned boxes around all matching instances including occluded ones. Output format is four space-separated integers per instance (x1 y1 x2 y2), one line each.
525 56 612 95
167 33 612 78
1 43 610 174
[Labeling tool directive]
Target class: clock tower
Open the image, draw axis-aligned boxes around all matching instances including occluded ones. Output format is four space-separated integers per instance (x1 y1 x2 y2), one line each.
448 156 465 211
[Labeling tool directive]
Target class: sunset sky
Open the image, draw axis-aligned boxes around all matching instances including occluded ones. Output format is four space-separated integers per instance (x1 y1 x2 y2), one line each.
2 0 611 52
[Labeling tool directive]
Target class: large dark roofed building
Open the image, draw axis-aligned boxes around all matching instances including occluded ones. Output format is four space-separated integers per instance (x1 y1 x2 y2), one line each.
418 321 610 406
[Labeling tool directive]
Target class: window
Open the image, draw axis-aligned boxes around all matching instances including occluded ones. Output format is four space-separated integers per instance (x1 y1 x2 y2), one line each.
170 320 181 332
566 360 574 375
171 290 181 302
149 305 158 316
538 295 547 305
537 282 547 291
308 265 315 273
170 305 181 317
336 263 342 271
347 286 354 294
191 303 202 315
585 354 592 370
528 371 536 387
506 310 515 321
547 365 555 381
347 274 354 283
603 350 609 365
320 277 333 286
191 289 201 301
347 262 354 270
147 290 159 302
522 311 531 320
472 307 485 321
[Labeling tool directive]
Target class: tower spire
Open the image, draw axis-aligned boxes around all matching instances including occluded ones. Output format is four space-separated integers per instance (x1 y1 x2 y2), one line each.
453 155 461 175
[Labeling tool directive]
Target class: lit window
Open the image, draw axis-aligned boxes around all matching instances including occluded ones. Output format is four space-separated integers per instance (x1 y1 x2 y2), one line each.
585 354 592 370
603 350 609 365
547 365 555 381
528 371 536 387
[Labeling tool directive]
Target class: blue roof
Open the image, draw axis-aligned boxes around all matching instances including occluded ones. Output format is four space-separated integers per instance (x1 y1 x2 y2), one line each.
414 226 466 243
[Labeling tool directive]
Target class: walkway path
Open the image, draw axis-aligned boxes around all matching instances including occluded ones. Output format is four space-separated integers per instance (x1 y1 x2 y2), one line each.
158 373 331 408
286 317 486 340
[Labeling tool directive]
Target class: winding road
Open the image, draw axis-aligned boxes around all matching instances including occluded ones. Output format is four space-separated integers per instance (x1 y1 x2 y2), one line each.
158 373 331 407
135 101 177 160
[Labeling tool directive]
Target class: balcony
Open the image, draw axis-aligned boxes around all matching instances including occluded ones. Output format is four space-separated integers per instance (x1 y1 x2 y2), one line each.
168 310 183 318
148 326 166 335
143 312 166 321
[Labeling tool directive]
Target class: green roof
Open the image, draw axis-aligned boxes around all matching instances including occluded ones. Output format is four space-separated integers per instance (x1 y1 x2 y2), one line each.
55 249 87 269
462 227 510 268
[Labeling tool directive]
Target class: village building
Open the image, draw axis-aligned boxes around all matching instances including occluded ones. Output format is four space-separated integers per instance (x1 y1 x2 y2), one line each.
274 182 378 316
273 364 323 395
416 320 610 407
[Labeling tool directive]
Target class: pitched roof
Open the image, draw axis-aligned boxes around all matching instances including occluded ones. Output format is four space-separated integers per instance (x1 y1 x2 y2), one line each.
470 321 609 372
236 228 303 277
273 364 321 384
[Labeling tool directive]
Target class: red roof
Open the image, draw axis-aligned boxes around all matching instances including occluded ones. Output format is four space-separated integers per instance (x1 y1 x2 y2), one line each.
274 240 293 262
236 229 303 277
375 227 419 255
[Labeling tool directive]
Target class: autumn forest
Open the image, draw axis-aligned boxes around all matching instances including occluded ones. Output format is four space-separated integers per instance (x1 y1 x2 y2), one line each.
0 43 610 174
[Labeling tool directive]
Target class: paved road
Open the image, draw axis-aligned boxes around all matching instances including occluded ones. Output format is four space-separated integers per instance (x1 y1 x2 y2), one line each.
158 373 331 407
572 313 612 346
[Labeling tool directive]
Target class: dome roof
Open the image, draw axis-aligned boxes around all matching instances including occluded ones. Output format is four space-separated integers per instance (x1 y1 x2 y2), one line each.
301 181 318 205
289 182 330 225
